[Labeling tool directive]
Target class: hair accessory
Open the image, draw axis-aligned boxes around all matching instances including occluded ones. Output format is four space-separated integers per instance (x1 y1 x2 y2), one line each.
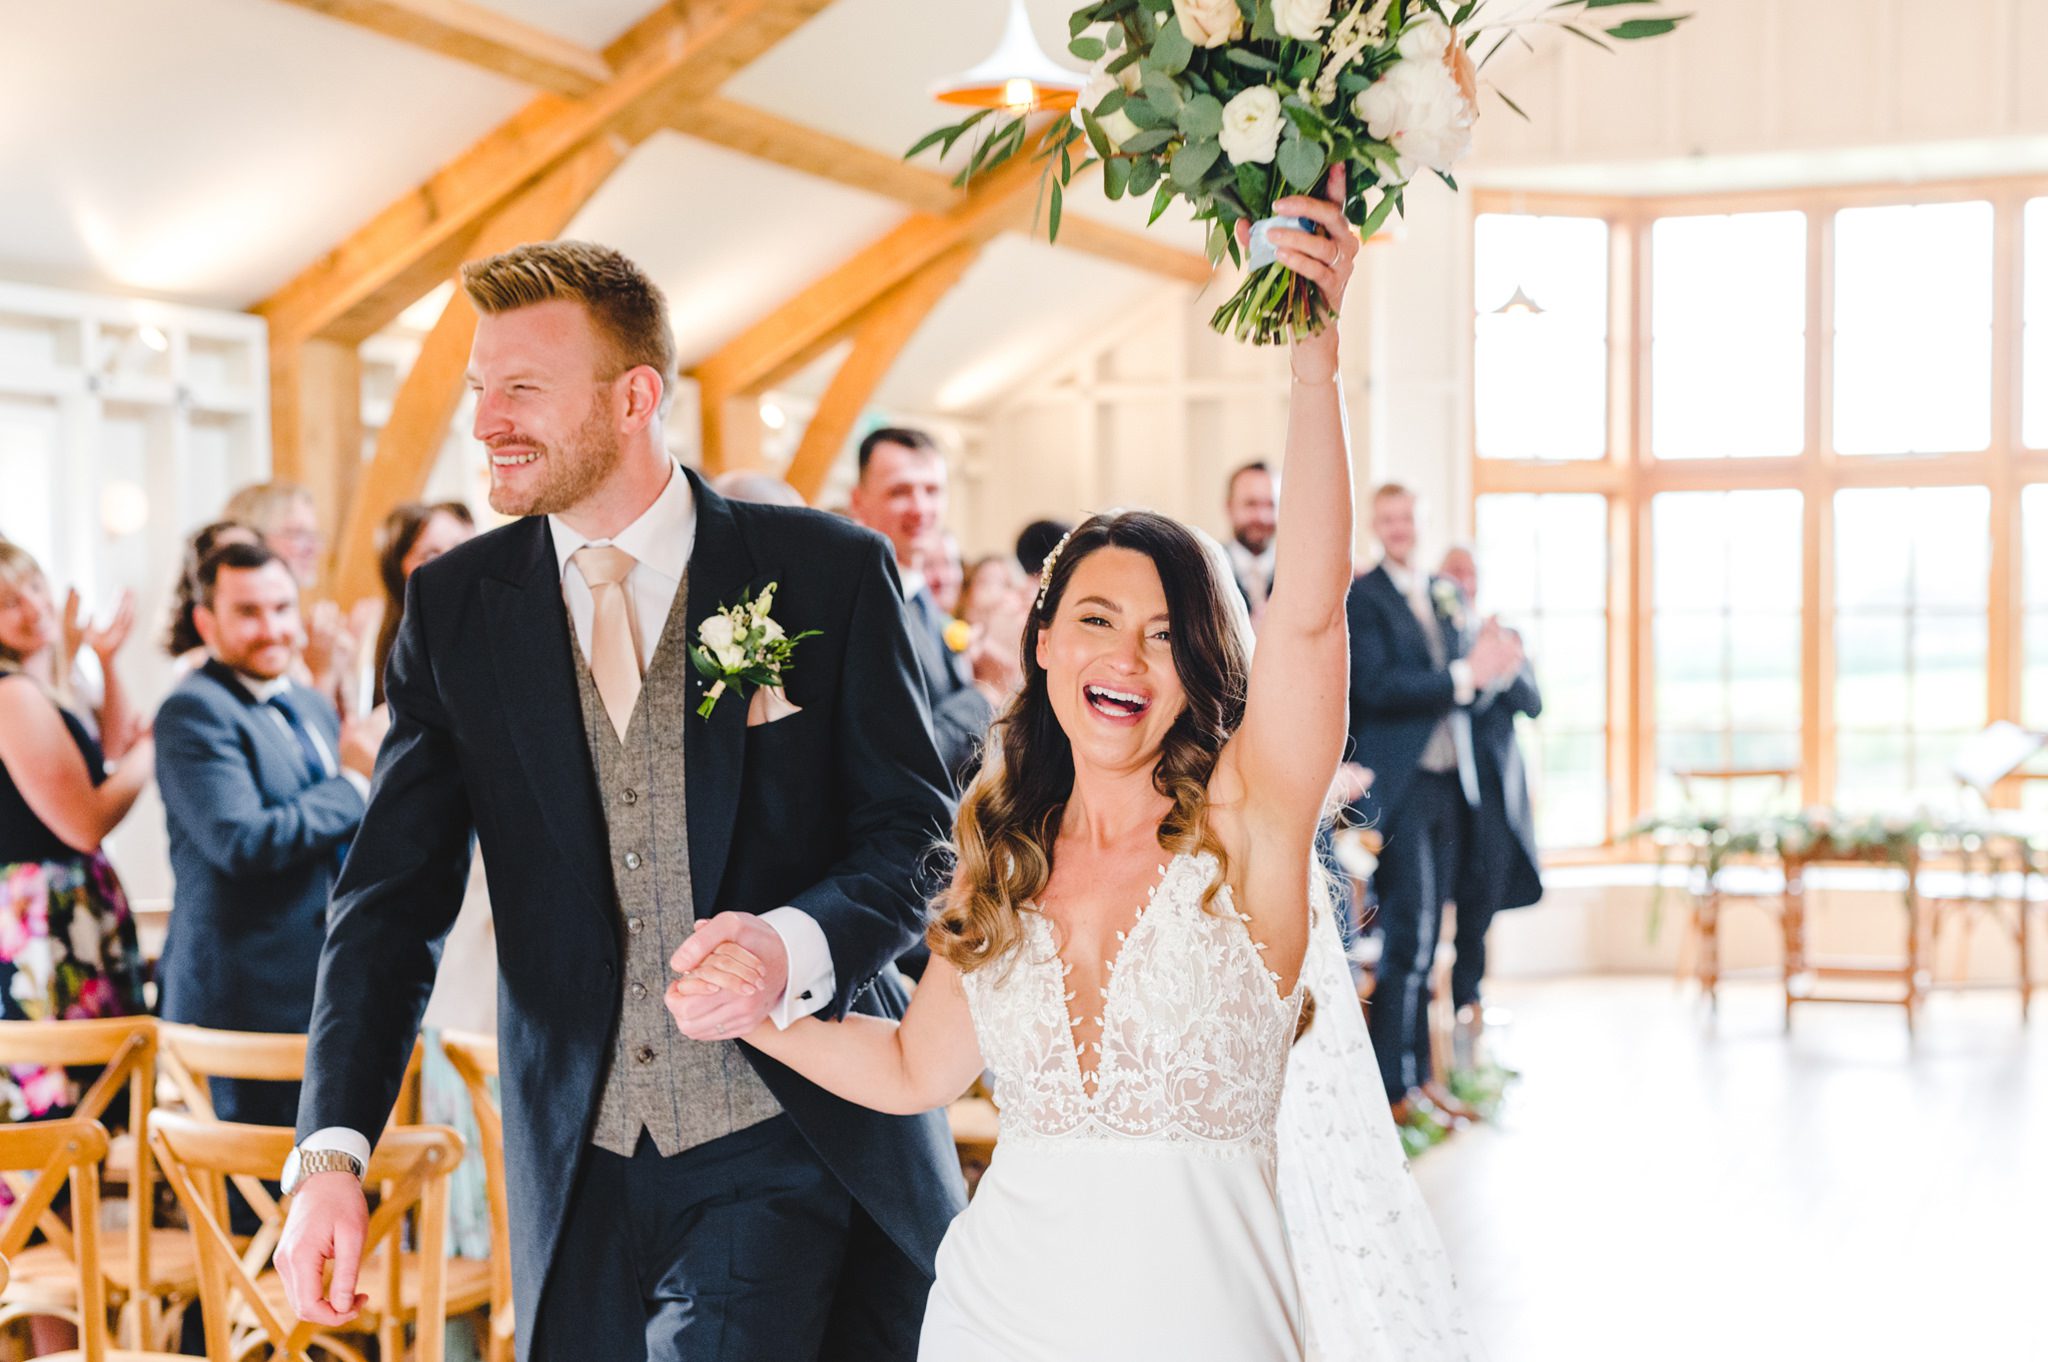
1035 529 1076 613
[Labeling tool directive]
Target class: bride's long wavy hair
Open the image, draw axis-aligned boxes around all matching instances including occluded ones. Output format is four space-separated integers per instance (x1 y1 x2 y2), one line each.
929 510 1251 973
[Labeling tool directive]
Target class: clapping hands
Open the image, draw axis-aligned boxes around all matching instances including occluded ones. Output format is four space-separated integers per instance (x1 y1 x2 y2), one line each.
1466 619 1525 689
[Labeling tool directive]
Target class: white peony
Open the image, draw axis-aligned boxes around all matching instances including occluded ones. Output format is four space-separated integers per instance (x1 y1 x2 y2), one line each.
1352 26 1475 183
1173 0 1244 49
698 614 747 671
1273 0 1333 42
1219 86 1284 166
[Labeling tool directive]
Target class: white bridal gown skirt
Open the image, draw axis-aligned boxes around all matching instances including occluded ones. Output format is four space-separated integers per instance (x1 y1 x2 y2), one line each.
918 1137 1302 1362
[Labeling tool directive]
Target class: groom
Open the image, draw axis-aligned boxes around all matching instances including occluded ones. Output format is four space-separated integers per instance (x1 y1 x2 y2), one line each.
275 241 966 1360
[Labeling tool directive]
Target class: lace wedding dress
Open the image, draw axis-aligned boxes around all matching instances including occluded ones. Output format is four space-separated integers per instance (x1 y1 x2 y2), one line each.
919 851 1474 1361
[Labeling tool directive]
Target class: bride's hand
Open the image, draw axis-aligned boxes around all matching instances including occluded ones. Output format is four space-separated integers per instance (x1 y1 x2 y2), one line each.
1265 163 1359 384
669 936 767 999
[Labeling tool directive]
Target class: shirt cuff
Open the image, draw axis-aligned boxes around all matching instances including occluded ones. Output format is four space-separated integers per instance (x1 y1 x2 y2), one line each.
290 1126 373 1177
1450 660 1476 706
760 906 835 1029
341 769 371 802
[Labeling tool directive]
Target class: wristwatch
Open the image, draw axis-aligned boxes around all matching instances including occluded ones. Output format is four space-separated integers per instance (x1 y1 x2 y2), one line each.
281 1146 365 1195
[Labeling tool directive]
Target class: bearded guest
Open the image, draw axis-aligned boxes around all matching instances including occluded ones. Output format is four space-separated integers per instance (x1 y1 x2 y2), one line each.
154 541 386 1126
1224 459 1279 629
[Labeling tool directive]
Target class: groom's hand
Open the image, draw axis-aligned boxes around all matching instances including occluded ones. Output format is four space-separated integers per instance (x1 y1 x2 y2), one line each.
667 913 789 1040
276 1172 370 1327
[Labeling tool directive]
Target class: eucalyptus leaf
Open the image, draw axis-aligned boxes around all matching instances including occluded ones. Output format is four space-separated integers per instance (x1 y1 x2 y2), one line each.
1097 88 1127 117
1235 161 1272 219
1151 10 1193 73
1179 93 1224 141
1120 127 1176 153
1225 49 1280 73
1129 155 1163 194
1172 137 1223 189
1276 135 1326 192
1050 179 1064 240
1142 70 1184 113
1105 155 1134 199
1124 96 1169 129
1069 35 1106 60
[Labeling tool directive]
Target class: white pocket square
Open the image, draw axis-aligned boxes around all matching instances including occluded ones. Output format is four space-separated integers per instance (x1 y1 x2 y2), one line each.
746 685 803 727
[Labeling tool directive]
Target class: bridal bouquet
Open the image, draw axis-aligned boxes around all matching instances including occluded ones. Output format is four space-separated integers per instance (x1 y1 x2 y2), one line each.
912 0 1684 345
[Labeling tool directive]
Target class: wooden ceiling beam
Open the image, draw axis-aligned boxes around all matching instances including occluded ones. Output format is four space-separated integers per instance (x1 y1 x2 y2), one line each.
255 0 838 346
671 98 1214 285
691 125 1053 407
782 243 980 502
263 0 612 98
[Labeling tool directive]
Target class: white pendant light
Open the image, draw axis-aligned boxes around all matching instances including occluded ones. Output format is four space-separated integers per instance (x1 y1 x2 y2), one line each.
932 0 1084 113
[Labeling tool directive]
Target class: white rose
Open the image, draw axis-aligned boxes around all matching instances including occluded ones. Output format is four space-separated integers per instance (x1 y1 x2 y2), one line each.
1396 16 1453 62
1173 0 1244 49
698 614 748 670
1100 107 1141 146
1273 0 1333 41
1072 60 1141 147
1219 86 1284 166
1352 49 1474 182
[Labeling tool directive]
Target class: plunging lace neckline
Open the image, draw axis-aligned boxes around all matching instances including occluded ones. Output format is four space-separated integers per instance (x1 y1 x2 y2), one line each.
1028 859 1175 1100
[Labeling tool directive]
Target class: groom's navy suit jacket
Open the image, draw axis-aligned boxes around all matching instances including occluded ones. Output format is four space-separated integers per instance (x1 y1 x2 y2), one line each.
297 472 967 1342
1345 563 1466 829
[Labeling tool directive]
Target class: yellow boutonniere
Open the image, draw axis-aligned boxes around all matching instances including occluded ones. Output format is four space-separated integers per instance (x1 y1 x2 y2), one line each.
943 617 973 654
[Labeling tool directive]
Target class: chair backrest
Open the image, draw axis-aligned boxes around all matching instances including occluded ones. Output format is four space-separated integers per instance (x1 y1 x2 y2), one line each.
439 1030 512 1352
154 1023 307 1245
150 1113 462 1362
0 1017 157 1336
0 1118 112 1362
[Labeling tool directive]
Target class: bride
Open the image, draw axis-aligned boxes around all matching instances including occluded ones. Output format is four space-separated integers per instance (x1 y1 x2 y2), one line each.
670 168 1470 1361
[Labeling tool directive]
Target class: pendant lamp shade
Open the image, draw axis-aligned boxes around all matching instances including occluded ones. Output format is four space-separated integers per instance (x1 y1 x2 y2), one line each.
932 0 1084 113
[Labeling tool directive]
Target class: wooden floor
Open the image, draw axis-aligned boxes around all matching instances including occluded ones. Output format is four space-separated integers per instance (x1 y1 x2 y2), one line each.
1410 976 2045 1362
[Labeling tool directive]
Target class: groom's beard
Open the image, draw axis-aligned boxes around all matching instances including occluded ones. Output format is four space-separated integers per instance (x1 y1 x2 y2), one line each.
487 396 621 518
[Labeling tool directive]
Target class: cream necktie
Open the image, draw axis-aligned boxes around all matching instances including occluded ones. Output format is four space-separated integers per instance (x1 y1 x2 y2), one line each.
573 544 641 740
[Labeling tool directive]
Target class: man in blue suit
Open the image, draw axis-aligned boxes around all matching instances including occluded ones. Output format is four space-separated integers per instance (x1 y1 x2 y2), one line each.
1346 485 1519 1123
155 540 381 1126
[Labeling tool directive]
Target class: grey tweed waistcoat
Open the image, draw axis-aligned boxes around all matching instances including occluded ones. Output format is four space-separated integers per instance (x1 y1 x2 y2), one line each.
571 572 781 1157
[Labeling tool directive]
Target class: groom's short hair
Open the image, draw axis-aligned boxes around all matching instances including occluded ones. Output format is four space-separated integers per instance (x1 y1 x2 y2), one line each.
461 240 677 413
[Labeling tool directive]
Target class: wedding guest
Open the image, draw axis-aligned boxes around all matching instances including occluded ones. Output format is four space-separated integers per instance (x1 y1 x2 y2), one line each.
924 531 964 617
712 470 806 507
1347 484 1518 1128
154 541 384 1128
1224 459 1279 629
0 543 152 1120
165 520 262 671
1438 545 1543 1065
957 554 1028 630
371 502 475 707
849 428 1014 786
1015 519 1071 579
224 481 356 708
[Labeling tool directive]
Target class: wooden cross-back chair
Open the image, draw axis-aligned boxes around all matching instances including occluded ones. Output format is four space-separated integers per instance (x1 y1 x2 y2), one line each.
150 1113 463 1362
437 1031 512 1362
0 1017 195 1349
0 1116 187 1362
1667 766 1797 1008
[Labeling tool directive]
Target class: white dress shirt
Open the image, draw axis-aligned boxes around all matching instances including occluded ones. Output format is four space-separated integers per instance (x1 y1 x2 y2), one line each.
231 670 369 801
293 464 833 1177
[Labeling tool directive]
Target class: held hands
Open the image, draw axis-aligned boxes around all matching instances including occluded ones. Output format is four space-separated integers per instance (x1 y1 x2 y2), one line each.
664 914 787 1042
1236 162 1360 385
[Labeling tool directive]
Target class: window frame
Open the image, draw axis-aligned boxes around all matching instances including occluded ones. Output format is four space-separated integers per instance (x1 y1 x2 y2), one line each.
1471 175 2040 852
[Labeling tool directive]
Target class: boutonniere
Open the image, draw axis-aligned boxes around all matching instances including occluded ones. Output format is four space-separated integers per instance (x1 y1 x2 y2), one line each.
1430 577 1465 628
943 616 973 655
689 583 820 720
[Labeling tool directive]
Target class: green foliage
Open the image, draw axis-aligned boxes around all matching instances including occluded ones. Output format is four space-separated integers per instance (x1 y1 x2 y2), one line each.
908 0 1686 344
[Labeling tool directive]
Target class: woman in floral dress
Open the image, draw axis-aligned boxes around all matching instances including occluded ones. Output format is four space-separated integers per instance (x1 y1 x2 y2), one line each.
0 542 152 1120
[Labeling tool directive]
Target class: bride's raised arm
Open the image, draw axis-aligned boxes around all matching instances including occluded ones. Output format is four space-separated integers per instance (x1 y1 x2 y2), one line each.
1218 168 1360 948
